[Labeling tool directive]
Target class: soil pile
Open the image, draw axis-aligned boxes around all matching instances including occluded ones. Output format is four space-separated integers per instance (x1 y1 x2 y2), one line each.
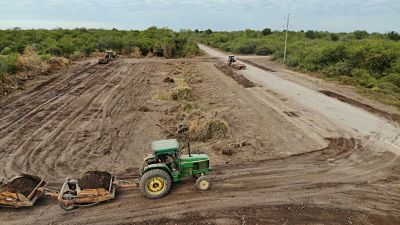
214 64 255 88
1 174 42 196
79 171 112 190
238 58 276 72
319 90 400 123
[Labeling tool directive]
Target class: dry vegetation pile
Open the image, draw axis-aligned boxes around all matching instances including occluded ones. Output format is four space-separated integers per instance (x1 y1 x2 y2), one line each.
16 47 50 79
47 57 70 71
188 112 228 141
156 62 229 144
130 47 143 58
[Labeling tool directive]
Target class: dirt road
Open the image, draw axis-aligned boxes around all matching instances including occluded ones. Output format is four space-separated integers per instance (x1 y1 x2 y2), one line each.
1 56 400 224
199 44 400 154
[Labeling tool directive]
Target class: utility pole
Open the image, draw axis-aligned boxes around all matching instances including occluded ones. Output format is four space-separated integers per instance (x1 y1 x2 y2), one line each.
283 13 290 62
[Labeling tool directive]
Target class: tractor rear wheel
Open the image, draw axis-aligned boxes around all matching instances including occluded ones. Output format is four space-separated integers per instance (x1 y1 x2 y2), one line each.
140 169 171 199
195 176 211 191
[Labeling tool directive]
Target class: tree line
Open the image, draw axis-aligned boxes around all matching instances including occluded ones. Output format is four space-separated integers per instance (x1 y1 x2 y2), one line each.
0 27 200 79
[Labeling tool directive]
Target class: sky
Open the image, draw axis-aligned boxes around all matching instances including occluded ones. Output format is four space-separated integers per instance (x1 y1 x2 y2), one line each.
0 0 399 33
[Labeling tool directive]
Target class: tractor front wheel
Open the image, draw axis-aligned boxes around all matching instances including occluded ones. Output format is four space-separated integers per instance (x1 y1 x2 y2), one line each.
195 176 211 191
140 169 171 199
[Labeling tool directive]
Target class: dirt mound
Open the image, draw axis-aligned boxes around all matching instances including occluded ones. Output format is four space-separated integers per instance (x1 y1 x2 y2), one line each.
238 58 276 72
79 171 112 190
319 90 400 124
1 174 42 196
214 64 255 88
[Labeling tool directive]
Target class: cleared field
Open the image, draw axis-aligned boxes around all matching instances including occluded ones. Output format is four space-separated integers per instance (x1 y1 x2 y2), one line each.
0 57 399 225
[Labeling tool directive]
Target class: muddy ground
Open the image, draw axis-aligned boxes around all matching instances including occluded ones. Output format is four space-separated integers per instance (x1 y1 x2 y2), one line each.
0 57 399 224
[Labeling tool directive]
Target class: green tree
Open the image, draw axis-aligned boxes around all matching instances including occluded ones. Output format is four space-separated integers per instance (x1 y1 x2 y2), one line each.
353 30 369 40
388 31 400 41
205 29 213 35
262 28 272 36
305 30 317 39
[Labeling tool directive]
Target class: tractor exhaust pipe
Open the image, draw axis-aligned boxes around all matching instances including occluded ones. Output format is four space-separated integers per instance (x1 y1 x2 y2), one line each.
187 142 191 157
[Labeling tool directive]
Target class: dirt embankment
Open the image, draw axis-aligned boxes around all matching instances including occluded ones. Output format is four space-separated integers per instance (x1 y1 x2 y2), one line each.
238 57 276 72
214 63 255 88
319 90 400 124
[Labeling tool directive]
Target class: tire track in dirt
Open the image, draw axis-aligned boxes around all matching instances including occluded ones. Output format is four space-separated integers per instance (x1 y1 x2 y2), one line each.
9 138 396 225
0 63 112 137
0 60 162 182
42 62 149 178
0 61 128 179
0 63 101 131
1 59 399 225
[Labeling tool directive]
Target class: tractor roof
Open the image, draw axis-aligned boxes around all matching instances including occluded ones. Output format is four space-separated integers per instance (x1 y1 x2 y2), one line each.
151 139 179 155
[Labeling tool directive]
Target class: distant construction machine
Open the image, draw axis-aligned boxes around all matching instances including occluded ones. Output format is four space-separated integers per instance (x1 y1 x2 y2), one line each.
98 50 116 64
227 55 246 70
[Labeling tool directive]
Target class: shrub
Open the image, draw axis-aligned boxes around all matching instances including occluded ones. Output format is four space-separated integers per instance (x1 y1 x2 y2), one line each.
255 45 274 55
70 51 82 60
330 34 339 41
262 28 272 36
353 30 368 40
351 68 370 77
356 74 377 88
377 81 400 93
323 61 352 77
0 54 18 78
381 73 400 88
387 31 400 41
318 45 348 65
1 47 12 55
305 30 317 39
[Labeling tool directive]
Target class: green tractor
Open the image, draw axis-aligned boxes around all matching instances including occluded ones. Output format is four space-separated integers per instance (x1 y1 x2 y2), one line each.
139 139 212 199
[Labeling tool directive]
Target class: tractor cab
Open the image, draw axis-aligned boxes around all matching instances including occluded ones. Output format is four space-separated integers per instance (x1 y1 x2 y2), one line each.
139 139 212 199
105 50 116 61
228 55 236 66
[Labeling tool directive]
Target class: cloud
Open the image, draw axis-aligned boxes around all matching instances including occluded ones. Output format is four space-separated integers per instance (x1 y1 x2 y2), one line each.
0 0 399 32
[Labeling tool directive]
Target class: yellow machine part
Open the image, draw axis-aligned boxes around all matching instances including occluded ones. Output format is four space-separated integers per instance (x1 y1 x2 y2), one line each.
77 188 109 197
0 191 19 199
